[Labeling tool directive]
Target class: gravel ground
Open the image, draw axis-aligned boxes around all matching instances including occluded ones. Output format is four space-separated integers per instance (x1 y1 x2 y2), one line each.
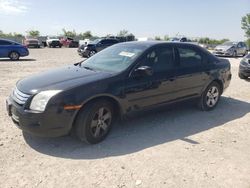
0 48 250 188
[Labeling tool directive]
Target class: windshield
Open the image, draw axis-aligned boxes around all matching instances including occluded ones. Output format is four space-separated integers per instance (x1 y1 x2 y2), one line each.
81 43 148 72
222 42 237 46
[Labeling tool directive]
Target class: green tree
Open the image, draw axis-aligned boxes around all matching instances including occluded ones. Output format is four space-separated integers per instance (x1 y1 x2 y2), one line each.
26 30 40 37
241 13 250 38
154 36 161 40
62 28 76 38
118 29 129 37
79 31 93 39
13 32 24 38
163 35 170 41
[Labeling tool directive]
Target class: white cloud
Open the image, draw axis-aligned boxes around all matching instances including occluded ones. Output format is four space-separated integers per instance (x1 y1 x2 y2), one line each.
0 0 28 15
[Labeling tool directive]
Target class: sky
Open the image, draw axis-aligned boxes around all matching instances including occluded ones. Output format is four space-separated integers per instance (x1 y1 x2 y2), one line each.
0 0 250 40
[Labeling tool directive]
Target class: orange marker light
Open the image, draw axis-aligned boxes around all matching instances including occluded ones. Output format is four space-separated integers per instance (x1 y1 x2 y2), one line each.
64 105 82 110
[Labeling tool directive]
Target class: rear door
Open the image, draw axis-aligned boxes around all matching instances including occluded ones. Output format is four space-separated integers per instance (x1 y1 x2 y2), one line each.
174 44 210 98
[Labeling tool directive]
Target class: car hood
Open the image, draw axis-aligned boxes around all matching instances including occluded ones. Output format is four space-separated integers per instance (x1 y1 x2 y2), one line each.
17 65 112 94
215 45 234 51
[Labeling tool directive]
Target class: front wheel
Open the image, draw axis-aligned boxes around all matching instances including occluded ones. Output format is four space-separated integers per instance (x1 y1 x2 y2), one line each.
9 51 20 60
88 50 96 57
198 82 221 111
74 100 114 144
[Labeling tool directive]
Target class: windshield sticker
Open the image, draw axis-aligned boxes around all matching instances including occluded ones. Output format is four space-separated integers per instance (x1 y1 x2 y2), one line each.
119 51 135 57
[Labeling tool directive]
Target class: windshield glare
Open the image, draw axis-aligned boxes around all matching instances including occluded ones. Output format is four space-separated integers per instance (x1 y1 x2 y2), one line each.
81 43 147 72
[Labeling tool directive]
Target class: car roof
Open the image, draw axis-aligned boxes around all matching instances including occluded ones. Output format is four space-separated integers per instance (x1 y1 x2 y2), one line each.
120 41 200 48
0 38 20 44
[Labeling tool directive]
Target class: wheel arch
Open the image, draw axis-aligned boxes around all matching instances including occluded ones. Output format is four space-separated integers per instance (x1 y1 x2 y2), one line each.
212 79 224 94
70 95 123 130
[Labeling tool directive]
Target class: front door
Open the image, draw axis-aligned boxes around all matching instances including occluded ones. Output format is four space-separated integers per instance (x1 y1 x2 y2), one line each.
124 45 178 109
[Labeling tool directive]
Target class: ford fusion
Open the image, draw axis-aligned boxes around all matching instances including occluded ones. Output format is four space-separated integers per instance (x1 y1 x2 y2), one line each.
6 41 231 144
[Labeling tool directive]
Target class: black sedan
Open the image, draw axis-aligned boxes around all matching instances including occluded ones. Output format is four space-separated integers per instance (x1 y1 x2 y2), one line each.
239 53 250 79
6 41 231 144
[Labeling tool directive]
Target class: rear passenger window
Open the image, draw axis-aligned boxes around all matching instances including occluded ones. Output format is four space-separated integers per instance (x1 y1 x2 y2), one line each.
178 47 202 67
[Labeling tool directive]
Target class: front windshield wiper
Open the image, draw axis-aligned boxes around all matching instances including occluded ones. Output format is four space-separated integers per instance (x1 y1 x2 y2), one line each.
83 66 94 71
74 59 87 66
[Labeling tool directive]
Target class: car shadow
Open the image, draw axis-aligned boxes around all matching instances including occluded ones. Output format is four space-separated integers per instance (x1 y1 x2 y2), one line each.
0 58 36 62
23 97 250 159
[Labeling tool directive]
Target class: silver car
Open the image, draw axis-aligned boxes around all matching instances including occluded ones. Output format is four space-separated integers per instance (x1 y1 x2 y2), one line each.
213 41 248 57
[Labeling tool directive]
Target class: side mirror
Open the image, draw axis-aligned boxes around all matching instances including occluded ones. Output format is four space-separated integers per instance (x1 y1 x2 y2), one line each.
134 66 153 77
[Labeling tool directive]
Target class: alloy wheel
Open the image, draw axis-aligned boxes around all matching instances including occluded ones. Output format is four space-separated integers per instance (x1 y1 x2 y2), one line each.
90 107 112 138
206 86 219 107
10 52 19 60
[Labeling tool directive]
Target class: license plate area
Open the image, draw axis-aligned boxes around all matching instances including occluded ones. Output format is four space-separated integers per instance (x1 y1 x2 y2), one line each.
6 100 20 123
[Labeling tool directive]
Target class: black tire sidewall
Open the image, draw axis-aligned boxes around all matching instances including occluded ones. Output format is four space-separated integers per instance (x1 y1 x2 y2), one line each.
75 100 114 144
9 52 20 60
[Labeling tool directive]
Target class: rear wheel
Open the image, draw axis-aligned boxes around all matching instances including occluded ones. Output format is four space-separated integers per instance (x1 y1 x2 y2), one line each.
9 51 20 60
198 82 221 111
74 100 114 144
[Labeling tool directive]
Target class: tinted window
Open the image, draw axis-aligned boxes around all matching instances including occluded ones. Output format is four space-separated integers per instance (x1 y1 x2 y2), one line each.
0 40 12 45
177 47 202 67
141 46 175 72
241 42 246 47
101 39 118 45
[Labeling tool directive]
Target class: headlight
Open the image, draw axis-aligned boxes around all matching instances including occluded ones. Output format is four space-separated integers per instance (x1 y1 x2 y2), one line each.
84 46 88 50
29 90 61 112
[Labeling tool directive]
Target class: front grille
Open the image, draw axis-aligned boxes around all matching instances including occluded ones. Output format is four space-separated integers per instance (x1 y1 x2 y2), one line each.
12 87 31 105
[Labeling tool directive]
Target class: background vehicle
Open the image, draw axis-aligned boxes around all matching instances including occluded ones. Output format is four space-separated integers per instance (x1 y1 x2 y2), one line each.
213 41 248 57
78 38 119 57
46 36 62 48
170 37 191 42
60 37 79 48
6 42 231 144
0 38 29 60
23 38 40 48
239 53 250 79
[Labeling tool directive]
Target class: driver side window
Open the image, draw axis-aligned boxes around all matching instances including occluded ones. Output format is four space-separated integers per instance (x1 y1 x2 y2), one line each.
140 46 175 72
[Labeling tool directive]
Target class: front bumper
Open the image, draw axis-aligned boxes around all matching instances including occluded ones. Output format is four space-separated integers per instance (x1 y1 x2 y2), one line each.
213 51 233 56
239 65 250 77
6 97 74 137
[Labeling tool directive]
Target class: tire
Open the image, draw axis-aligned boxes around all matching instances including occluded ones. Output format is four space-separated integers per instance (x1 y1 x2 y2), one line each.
74 100 114 144
238 73 248 79
9 51 20 60
88 50 96 57
198 82 221 111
